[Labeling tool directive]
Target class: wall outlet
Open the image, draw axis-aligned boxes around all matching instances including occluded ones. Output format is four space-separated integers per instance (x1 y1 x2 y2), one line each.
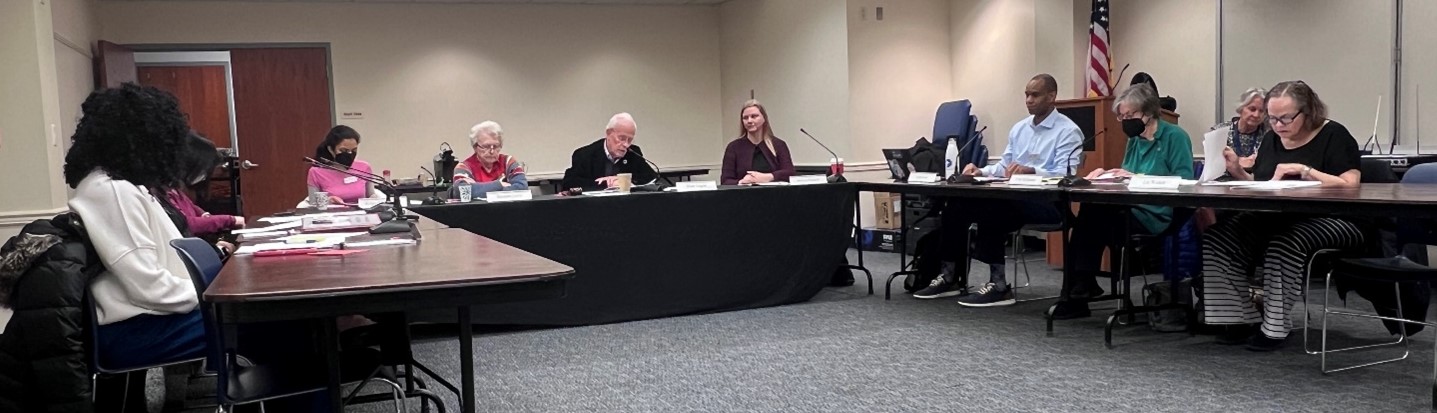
340 111 364 120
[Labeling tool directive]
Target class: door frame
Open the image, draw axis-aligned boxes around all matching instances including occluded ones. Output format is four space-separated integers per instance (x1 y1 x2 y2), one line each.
134 51 239 150
125 43 336 127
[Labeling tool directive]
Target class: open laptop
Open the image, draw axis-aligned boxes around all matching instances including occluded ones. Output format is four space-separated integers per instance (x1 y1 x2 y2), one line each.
882 148 912 182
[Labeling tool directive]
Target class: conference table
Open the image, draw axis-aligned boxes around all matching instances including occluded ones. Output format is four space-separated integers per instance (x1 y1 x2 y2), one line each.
207 226 575 413
409 183 856 326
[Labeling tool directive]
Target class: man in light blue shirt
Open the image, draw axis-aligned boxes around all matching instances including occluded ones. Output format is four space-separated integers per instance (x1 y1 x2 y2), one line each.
913 74 1082 307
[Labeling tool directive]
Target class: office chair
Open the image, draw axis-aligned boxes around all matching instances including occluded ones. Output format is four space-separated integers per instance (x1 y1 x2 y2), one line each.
169 238 408 413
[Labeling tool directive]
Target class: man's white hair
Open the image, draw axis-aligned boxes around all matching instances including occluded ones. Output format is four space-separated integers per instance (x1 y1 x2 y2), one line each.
468 121 503 147
606 112 637 132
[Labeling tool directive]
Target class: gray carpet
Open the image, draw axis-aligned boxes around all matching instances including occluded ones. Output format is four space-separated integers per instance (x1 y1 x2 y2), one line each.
157 249 1435 412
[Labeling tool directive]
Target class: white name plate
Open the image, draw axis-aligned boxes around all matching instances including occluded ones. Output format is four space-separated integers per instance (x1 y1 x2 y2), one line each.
487 190 534 202
1128 175 1183 190
676 180 719 192
1007 174 1044 186
790 175 829 185
908 172 940 184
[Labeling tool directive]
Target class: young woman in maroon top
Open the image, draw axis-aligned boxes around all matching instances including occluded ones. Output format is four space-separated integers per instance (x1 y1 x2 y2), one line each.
720 100 796 185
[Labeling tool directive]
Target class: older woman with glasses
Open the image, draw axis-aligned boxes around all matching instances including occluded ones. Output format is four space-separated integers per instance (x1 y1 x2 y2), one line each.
1202 80 1367 352
452 121 529 195
1212 87 1271 173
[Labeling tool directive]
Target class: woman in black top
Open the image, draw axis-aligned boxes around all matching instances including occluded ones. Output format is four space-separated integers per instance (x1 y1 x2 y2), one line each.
1202 81 1368 351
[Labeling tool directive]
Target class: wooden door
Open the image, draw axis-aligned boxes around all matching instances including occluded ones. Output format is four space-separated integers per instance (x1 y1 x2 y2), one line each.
139 66 233 148
231 48 332 218
94 40 136 88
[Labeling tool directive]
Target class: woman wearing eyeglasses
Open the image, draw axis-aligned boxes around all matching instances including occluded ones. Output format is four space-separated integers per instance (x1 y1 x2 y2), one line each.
1202 80 1367 352
452 121 528 196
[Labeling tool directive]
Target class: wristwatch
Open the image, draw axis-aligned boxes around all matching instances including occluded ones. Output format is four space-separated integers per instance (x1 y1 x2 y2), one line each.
1301 166 1312 179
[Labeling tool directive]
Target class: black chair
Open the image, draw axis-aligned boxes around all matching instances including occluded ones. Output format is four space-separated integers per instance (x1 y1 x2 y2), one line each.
1010 223 1065 303
86 296 207 412
168 238 408 412
1045 207 1196 349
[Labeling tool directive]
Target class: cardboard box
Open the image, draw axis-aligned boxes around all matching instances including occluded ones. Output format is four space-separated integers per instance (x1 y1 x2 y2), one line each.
873 192 901 229
857 227 903 253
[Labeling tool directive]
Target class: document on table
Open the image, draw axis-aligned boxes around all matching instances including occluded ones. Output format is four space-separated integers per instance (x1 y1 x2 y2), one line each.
1236 181 1322 190
232 220 301 234
234 240 340 255
1200 126 1230 182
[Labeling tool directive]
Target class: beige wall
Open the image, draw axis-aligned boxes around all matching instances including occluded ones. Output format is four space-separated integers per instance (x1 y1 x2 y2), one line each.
847 0 952 165
719 0 851 165
99 1 724 178
0 0 72 241
1110 0 1216 153
1402 0 1437 151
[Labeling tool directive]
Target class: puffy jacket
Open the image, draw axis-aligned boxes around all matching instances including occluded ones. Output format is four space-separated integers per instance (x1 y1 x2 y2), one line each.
0 213 101 413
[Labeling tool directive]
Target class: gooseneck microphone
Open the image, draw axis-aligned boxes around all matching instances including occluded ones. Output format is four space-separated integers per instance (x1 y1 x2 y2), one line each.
1058 129 1106 187
799 128 846 182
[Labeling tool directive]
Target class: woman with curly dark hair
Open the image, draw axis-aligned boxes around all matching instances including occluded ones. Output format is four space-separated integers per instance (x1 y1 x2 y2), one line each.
64 84 209 371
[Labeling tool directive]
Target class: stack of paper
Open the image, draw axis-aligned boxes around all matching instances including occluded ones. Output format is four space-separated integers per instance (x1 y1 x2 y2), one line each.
1200 126 1230 182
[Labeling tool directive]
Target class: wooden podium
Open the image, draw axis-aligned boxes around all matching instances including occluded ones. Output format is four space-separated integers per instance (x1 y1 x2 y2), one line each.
1043 97 1179 267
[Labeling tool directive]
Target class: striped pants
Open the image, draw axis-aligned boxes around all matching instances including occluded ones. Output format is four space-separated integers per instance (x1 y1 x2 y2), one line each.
1201 212 1367 339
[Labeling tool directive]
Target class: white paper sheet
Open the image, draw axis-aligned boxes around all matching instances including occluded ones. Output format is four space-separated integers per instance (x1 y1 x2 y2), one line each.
1200 126 1230 182
232 220 301 234
1237 181 1322 190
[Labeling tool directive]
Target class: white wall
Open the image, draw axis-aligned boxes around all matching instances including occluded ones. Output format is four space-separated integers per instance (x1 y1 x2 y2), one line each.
1398 1 1431 151
0 0 73 242
847 0 952 164
98 1 724 178
951 0 1083 154
1222 0 1391 150
1110 0 1216 153
719 0 851 165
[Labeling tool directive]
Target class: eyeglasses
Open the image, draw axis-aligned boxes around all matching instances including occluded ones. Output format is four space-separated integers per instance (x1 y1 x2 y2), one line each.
1267 112 1302 126
1116 111 1143 121
475 144 502 152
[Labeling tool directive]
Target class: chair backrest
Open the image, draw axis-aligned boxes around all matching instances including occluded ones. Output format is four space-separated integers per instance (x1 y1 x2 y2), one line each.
1360 158 1399 183
167 238 226 379
1403 163 1437 184
932 100 972 150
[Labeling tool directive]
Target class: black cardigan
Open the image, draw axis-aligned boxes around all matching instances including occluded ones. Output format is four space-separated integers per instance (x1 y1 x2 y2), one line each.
560 138 658 191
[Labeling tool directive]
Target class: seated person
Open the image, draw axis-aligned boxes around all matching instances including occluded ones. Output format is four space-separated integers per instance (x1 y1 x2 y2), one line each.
721 100 796 184
307 125 374 204
451 120 529 198
1049 83 1195 319
1210 87 1269 174
912 74 1082 307
166 132 244 240
1202 81 1366 351
560 112 657 192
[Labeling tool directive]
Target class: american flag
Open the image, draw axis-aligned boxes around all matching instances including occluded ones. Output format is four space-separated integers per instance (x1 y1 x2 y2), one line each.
1086 0 1111 97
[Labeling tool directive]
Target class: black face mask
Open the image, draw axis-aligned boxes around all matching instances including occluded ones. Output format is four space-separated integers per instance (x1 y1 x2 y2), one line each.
334 152 357 167
1121 118 1147 138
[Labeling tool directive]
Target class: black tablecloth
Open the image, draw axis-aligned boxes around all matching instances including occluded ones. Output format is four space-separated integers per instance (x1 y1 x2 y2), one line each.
409 183 856 326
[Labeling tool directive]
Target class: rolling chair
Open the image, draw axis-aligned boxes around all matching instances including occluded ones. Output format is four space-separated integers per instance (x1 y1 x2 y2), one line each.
169 238 410 413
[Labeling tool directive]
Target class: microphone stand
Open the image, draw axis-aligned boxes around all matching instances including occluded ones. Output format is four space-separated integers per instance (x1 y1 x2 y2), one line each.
1058 129 1105 187
627 149 673 191
304 157 415 234
418 166 448 205
800 128 846 183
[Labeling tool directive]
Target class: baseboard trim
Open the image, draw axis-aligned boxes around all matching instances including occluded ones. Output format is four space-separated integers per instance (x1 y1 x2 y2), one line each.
0 208 69 227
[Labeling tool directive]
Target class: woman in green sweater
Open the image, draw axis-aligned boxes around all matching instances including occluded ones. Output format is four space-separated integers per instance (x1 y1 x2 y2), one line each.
1050 83 1195 319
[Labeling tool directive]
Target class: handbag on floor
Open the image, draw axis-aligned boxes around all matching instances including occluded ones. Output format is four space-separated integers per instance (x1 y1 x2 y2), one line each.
1143 278 1194 333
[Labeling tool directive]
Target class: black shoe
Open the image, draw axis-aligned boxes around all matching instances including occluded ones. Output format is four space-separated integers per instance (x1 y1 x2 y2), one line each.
956 283 1016 307
1049 301 1091 320
1246 334 1286 352
1215 325 1254 345
913 276 963 299
830 267 855 287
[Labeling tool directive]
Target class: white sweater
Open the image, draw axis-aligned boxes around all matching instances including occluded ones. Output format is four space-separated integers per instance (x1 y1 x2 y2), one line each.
70 171 198 325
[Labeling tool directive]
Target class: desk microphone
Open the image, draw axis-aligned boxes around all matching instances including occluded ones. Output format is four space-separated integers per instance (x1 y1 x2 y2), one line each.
626 148 673 189
799 128 846 182
1058 129 1106 187
417 166 447 205
302 157 413 234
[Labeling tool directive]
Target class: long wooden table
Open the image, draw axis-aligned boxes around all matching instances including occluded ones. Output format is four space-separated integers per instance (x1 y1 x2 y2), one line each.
207 226 575 413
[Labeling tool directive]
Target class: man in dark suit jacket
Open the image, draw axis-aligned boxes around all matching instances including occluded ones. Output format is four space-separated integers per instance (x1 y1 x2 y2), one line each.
561 112 658 191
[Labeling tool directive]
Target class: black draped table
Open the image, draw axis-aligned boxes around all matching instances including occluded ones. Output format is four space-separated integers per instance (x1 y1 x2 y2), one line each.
409 183 856 325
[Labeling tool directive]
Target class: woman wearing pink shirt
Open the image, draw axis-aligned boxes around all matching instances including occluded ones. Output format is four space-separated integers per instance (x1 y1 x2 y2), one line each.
307 125 375 204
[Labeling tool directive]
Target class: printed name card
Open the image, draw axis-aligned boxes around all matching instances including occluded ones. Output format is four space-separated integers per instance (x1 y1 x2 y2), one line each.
1007 174 1044 186
790 175 829 186
908 172 940 184
487 190 534 203
1127 175 1182 190
676 181 719 192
